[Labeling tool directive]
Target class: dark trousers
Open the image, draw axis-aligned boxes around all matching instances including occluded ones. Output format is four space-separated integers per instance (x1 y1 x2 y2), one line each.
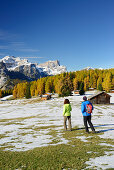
64 116 71 131
83 115 95 132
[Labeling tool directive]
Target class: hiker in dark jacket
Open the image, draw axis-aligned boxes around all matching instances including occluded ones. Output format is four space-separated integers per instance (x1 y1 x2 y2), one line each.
81 96 95 133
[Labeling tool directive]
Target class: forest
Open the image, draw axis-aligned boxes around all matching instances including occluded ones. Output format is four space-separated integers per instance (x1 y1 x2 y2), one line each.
12 68 114 99
0 89 13 98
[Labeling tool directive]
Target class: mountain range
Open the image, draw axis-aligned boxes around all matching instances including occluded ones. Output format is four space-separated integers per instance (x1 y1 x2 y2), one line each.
82 66 103 71
0 56 67 89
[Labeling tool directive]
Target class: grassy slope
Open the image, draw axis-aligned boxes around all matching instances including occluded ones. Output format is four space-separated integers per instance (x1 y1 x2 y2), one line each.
0 127 114 170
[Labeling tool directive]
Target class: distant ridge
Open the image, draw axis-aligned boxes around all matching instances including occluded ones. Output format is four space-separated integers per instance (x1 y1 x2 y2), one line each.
0 56 67 89
82 66 103 71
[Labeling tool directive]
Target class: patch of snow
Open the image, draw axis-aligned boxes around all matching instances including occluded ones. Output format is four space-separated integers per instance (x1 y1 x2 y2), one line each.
100 143 114 147
76 136 88 142
86 151 114 169
0 92 114 169
0 95 13 101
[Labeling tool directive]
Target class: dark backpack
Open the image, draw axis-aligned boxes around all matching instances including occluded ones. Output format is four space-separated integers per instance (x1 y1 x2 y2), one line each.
86 104 92 114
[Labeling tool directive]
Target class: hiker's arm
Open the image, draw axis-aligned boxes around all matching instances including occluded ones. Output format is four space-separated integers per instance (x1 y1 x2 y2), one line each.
81 103 85 113
70 104 72 111
63 105 66 115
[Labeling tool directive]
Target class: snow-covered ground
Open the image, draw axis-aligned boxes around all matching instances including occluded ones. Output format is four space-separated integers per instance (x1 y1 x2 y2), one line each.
0 92 114 169
0 95 13 101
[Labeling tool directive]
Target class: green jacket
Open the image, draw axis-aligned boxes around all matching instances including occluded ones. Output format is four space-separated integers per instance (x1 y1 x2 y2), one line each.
63 104 72 116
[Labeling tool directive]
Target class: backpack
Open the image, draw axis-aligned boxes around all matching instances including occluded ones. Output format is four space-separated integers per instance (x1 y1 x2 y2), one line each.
86 104 92 114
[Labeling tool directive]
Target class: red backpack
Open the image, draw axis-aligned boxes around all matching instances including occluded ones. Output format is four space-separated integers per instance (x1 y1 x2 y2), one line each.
86 104 92 114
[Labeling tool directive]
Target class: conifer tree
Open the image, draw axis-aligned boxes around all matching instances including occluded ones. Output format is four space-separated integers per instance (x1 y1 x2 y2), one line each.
0 90 2 98
102 73 112 92
17 83 25 98
45 77 54 93
58 76 72 97
92 76 97 89
79 82 85 95
73 77 78 91
13 86 18 99
89 70 94 88
84 76 89 91
30 81 37 96
25 82 31 99
111 77 114 89
53 75 60 94
36 78 45 95
97 77 103 91
69 72 75 79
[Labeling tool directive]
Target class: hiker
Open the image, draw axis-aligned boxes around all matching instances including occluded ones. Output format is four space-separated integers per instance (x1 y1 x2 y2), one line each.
63 99 72 131
81 96 95 133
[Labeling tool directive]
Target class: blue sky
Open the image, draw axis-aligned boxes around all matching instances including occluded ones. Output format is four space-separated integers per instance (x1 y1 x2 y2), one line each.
0 0 114 71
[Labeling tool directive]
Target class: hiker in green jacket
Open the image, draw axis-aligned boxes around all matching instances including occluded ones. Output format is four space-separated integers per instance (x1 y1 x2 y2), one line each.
63 99 72 131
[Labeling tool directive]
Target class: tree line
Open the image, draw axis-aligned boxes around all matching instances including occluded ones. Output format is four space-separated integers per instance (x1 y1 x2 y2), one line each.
0 79 27 98
13 68 114 99
0 89 13 98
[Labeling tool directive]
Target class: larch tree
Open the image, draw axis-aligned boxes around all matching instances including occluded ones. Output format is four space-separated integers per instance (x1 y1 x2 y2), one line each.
84 76 89 91
30 81 37 96
111 77 114 90
36 78 45 96
58 76 72 97
45 77 54 93
97 77 103 91
73 77 78 91
13 85 18 99
102 72 112 92
0 90 2 98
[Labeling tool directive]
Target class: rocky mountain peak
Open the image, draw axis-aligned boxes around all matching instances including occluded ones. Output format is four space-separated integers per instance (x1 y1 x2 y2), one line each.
0 61 9 89
0 56 67 89
1 56 29 69
38 60 66 75
38 60 60 68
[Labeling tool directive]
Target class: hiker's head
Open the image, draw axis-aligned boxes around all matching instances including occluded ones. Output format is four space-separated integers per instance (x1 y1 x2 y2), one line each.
64 99 70 104
83 96 87 101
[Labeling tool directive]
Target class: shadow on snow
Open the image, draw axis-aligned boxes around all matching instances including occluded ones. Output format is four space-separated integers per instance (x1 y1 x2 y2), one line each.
72 124 114 133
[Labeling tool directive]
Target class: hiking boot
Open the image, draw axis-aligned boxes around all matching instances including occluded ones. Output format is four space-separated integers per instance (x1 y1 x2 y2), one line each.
92 131 96 134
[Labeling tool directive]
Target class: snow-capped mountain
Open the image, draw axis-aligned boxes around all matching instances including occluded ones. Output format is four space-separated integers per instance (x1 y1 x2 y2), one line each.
0 56 67 75
82 66 103 71
0 56 67 89
1 56 32 70
38 60 67 75
83 66 94 70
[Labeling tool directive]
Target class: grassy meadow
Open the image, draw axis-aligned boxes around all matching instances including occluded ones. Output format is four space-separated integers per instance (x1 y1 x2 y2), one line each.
0 127 114 169
0 93 114 169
